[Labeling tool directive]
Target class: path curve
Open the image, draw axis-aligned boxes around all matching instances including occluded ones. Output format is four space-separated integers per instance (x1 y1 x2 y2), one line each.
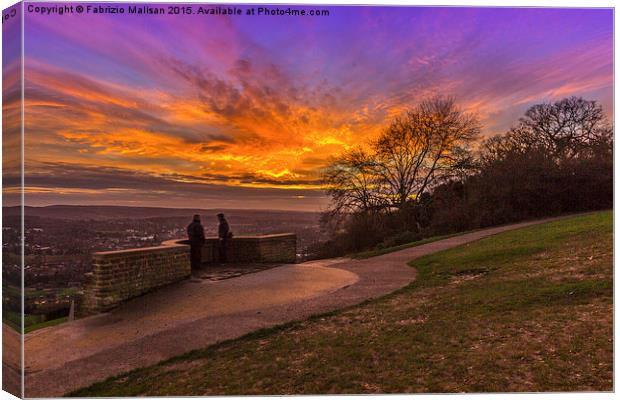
24 216 564 397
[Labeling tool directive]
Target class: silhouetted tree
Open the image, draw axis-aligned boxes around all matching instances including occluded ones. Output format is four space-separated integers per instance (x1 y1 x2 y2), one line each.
321 97 479 253
373 97 480 208
490 96 612 161
471 96 612 224
322 147 385 215
323 97 479 215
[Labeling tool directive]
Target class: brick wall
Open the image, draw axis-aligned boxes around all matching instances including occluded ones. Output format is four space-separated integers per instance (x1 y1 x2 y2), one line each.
175 233 297 264
80 233 296 315
81 243 190 315
257 233 297 263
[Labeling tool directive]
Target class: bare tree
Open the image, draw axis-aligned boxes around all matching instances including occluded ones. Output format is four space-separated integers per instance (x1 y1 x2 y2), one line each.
372 97 480 208
321 147 386 215
507 96 612 159
323 96 479 219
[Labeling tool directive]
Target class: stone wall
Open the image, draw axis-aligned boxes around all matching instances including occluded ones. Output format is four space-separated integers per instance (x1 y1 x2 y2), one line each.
81 242 190 314
174 233 297 264
80 233 296 314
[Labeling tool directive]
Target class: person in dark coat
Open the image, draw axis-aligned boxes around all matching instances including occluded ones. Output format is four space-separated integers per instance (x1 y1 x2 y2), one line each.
187 214 205 269
217 213 230 264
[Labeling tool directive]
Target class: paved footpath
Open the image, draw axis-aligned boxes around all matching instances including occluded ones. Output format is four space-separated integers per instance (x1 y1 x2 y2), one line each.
24 217 564 397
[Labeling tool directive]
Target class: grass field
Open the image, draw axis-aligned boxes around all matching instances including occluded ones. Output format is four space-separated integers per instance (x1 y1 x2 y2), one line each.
352 230 473 259
70 211 613 396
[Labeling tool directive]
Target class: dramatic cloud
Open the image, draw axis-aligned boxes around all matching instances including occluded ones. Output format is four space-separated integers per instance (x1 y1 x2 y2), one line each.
14 5 613 210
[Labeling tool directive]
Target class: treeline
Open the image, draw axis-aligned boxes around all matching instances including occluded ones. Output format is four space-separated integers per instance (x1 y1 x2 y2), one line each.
313 96 612 257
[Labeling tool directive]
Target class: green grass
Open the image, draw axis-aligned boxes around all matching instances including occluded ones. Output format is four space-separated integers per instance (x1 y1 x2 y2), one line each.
69 211 613 396
2 311 45 332
3 284 74 333
2 311 68 334
351 231 471 259
24 316 68 333
2 310 23 332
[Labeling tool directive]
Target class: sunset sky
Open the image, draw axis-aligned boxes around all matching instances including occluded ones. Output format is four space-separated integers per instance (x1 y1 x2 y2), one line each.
7 4 613 211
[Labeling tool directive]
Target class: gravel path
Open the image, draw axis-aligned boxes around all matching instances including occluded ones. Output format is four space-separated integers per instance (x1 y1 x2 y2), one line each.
24 216 563 397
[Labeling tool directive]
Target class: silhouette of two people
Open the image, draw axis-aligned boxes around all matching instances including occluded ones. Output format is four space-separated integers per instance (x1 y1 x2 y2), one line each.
187 213 231 269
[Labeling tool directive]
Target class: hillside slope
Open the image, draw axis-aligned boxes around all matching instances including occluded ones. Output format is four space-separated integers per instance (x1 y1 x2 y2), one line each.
71 211 612 395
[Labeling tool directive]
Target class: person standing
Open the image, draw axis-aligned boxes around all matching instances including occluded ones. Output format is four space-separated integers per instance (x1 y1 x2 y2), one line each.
217 213 230 264
187 214 205 269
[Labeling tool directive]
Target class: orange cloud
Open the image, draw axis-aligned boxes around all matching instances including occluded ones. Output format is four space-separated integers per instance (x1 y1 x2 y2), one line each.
23 60 391 194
